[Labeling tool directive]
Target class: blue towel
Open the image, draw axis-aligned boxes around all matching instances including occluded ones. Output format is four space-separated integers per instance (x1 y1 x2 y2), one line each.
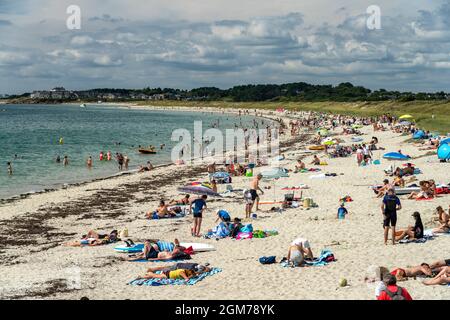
130 259 188 263
128 268 222 286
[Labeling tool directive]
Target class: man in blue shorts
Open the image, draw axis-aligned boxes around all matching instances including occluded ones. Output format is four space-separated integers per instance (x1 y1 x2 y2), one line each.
190 195 207 237
381 188 402 245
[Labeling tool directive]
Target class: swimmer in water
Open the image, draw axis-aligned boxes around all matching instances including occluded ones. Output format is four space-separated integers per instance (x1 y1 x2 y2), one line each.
7 162 13 175
63 155 69 166
99 151 104 161
107 151 112 161
56 155 61 163
87 156 93 168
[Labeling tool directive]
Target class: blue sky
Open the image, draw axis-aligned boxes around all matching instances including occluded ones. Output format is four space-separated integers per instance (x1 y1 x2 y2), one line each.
0 0 449 94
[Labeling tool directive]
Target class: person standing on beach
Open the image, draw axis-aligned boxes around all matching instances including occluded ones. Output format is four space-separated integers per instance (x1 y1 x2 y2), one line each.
7 162 13 175
189 195 207 237
116 153 124 170
207 162 216 182
381 188 402 245
247 173 264 216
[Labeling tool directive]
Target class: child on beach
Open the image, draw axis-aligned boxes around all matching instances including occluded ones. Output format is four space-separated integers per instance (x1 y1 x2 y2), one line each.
337 203 348 220
190 195 207 237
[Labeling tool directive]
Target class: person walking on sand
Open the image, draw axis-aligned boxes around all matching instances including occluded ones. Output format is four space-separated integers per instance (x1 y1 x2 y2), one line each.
248 173 264 214
189 195 207 237
381 188 402 245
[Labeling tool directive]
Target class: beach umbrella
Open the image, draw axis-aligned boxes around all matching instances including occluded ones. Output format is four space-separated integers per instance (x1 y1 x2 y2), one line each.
383 152 411 161
317 129 329 136
177 185 222 197
440 137 450 146
398 121 411 126
399 114 413 119
437 143 450 160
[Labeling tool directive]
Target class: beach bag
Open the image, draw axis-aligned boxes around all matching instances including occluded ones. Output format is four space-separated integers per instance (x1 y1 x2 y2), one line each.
383 287 406 300
259 256 276 264
236 232 253 240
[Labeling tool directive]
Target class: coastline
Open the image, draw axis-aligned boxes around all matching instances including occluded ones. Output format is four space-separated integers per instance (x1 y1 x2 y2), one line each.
0 104 280 202
1 107 449 300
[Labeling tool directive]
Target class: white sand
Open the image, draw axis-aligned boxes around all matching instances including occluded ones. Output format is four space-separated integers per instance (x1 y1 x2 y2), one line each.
0 107 449 300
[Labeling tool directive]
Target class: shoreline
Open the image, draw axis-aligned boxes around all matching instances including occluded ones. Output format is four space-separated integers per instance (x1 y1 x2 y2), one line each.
0 104 280 203
0 103 284 207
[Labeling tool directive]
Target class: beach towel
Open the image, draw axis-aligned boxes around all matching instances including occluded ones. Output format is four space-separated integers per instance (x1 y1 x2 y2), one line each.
151 211 186 220
128 268 222 286
398 235 434 244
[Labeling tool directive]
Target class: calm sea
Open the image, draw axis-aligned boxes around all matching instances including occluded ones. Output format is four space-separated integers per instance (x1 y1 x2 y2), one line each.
0 104 262 199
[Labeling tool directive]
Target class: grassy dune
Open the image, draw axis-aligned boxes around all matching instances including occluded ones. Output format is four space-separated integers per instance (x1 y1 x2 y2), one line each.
137 100 450 133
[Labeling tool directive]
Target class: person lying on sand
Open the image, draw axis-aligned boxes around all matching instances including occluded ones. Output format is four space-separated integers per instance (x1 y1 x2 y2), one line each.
141 263 211 275
390 263 432 281
423 267 450 286
137 268 201 281
432 206 450 233
127 239 188 261
429 258 450 270
64 230 119 247
394 212 423 241
168 194 190 206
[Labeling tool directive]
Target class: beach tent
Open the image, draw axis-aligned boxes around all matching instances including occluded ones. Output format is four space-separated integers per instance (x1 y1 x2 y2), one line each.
399 114 414 119
413 130 425 139
261 167 289 179
440 137 450 146
437 143 450 161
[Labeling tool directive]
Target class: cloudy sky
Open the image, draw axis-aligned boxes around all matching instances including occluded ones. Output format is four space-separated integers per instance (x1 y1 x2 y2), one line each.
0 0 449 94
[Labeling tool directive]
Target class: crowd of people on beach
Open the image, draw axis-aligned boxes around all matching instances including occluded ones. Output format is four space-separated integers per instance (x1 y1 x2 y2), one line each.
56 108 449 300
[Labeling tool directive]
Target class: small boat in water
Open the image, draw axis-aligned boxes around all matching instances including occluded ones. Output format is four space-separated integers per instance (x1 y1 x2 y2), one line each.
80 103 87 108
138 147 157 154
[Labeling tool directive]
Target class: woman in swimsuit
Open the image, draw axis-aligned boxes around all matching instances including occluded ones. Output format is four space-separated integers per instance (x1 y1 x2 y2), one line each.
391 263 432 281
432 206 450 233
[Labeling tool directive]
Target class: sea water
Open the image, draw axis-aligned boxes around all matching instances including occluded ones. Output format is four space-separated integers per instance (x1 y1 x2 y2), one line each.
0 104 263 199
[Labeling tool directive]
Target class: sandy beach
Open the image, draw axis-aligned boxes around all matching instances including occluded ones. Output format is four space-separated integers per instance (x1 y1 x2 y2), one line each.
0 106 449 300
